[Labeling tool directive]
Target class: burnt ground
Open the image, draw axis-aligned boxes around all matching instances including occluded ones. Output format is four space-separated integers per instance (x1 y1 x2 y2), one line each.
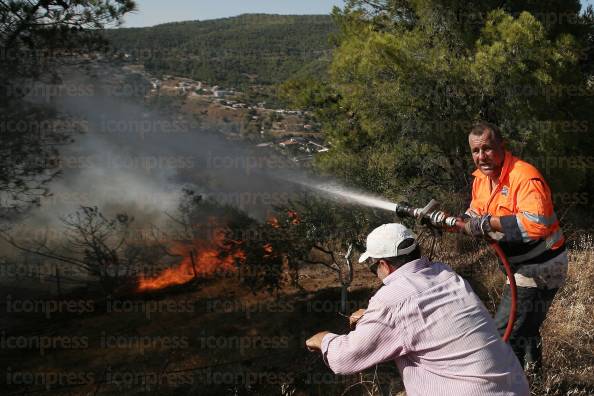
0 262 404 395
3 239 593 396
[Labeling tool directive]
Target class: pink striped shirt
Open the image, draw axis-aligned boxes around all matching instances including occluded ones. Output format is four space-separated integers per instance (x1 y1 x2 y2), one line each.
321 257 529 396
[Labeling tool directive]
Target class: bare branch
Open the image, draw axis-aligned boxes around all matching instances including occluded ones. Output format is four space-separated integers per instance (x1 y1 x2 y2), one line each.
0 230 94 273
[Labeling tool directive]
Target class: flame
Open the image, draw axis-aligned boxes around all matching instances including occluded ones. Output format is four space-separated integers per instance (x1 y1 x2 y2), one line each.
137 230 246 292
267 211 299 228
263 243 273 255
267 216 280 228
287 210 300 224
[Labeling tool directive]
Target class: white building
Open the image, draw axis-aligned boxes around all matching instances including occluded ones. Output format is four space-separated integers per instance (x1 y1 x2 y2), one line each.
214 90 234 98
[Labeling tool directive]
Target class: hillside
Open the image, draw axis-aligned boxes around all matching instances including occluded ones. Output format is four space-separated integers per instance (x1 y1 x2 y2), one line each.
104 14 337 88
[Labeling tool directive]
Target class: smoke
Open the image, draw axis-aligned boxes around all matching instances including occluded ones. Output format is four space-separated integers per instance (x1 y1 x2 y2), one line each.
18 61 308 234
2 61 389 292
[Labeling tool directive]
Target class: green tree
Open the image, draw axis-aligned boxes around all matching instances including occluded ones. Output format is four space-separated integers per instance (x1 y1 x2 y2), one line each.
1 0 136 98
284 1 594 217
0 1 136 222
104 14 338 88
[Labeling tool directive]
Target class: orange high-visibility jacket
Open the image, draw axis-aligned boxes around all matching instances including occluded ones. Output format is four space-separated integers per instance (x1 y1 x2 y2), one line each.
468 151 565 267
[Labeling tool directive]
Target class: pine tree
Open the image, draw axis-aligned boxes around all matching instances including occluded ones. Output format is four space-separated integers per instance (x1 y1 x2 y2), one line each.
284 0 594 216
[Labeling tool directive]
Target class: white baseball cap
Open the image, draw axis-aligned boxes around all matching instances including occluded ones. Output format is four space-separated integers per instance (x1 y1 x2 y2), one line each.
358 223 418 263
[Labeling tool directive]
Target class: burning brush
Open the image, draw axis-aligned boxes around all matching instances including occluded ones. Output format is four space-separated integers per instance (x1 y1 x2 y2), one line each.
136 229 247 292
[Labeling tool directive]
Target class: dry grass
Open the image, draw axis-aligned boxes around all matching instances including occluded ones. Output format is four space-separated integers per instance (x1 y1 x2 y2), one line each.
1 233 592 395
537 234 594 395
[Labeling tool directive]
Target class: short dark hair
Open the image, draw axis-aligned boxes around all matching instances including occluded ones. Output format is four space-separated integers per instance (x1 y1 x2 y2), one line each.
369 238 421 270
470 121 503 143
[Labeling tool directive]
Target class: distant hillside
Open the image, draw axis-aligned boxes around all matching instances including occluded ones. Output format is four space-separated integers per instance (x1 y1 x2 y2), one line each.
104 14 337 87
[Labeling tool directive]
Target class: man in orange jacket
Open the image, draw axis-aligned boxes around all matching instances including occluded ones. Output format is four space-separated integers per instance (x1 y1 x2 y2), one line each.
459 121 568 373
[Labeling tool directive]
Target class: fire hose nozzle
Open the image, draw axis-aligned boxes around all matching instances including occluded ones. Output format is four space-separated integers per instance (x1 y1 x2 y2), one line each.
394 201 458 229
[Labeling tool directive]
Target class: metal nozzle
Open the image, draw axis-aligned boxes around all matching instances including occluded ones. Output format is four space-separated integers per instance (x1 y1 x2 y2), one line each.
418 199 438 218
394 200 458 229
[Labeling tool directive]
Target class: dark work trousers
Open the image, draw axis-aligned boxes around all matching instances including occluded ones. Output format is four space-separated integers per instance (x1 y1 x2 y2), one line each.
494 285 558 370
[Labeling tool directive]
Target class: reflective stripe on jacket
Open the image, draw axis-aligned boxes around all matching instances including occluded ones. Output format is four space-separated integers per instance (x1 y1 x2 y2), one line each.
468 151 565 267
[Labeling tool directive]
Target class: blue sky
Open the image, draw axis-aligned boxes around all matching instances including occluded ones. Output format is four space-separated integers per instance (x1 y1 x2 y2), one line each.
121 0 346 28
121 0 594 28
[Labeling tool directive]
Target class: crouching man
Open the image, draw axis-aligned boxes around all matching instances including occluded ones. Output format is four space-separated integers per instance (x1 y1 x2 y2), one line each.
306 223 529 396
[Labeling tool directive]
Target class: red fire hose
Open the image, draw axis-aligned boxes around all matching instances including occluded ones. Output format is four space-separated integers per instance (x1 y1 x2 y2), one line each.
490 242 517 342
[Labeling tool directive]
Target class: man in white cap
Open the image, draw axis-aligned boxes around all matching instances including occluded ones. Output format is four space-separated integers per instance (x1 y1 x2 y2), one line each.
306 223 529 396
